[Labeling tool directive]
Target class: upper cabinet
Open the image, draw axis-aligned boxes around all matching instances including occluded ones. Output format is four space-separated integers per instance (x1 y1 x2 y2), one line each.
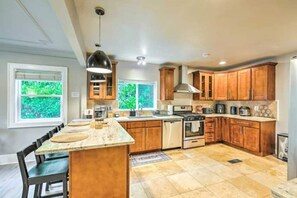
88 62 117 100
227 71 238 100
159 67 175 100
214 73 228 100
237 68 251 100
251 63 276 100
193 71 214 100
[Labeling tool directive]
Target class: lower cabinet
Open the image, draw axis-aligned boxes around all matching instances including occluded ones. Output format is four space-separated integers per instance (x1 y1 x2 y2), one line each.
205 118 215 143
222 118 230 143
230 124 244 147
243 127 260 152
119 120 162 154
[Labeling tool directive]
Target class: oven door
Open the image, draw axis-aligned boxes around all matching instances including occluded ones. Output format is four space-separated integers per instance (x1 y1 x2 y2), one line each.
183 121 204 140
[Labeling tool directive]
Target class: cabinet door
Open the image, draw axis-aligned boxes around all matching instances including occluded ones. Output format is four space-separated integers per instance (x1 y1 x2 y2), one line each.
193 72 200 100
227 71 238 100
238 68 251 100
252 66 268 100
222 118 230 143
145 127 162 150
215 117 222 141
104 64 117 100
199 73 207 100
128 128 146 153
243 127 260 152
160 68 175 100
230 124 244 147
214 73 228 100
207 74 214 100
89 83 105 99
119 122 127 130
205 132 215 143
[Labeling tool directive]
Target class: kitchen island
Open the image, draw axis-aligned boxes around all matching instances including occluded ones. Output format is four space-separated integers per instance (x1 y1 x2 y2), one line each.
36 119 134 198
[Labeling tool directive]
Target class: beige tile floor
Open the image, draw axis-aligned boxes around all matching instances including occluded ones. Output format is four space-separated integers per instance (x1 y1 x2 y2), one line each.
130 144 287 198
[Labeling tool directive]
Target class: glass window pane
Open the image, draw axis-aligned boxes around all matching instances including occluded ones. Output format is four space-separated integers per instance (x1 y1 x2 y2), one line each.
21 81 62 95
21 97 61 119
138 84 154 109
118 82 136 109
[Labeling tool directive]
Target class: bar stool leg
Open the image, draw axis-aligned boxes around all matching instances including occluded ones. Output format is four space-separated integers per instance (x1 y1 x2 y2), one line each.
63 176 68 198
21 184 29 198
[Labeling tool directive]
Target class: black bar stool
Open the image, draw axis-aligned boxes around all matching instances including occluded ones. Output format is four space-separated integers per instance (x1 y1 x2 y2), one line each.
17 142 68 198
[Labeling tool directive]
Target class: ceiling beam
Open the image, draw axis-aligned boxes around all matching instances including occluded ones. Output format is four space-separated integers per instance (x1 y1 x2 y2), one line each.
49 0 86 66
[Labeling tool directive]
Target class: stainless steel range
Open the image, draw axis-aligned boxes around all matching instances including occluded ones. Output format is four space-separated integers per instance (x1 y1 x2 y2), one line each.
173 105 205 149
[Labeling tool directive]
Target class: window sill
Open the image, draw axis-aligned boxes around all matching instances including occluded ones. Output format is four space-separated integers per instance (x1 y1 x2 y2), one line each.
7 121 63 129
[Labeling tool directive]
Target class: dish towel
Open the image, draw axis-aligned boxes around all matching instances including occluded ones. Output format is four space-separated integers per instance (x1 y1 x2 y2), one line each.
192 121 200 133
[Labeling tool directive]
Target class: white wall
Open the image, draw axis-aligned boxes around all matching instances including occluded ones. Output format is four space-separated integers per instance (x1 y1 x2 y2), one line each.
0 51 87 157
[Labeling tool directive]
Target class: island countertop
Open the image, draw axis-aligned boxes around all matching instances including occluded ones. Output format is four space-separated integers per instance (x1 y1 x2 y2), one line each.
36 118 135 155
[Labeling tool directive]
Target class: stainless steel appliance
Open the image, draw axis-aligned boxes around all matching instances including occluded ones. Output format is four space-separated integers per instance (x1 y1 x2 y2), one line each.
239 106 251 116
162 119 183 149
202 107 213 114
94 105 111 118
230 106 237 115
215 104 226 114
173 105 205 149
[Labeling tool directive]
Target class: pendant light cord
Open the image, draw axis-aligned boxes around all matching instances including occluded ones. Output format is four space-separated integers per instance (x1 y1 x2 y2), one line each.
98 14 101 47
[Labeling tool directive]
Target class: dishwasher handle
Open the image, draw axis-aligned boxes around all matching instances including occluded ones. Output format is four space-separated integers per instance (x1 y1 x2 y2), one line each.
164 120 182 123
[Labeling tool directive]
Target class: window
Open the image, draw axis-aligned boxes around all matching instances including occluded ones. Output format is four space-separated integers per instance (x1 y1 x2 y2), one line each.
118 80 157 110
7 63 67 128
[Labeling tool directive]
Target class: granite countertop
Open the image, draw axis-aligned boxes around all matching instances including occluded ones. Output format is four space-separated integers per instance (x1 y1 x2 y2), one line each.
271 178 297 198
202 114 276 122
115 115 183 122
36 119 135 155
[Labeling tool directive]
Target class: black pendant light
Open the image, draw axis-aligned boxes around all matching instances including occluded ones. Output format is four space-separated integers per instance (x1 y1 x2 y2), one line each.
86 7 112 74
90 73 106 82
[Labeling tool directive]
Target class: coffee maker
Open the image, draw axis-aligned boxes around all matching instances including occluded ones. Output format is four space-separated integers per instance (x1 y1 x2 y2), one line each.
215 104 226 114
94 105 112 118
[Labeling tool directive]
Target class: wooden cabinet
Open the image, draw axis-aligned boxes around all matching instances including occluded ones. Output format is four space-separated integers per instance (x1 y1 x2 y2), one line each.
88 62 117 100
160 67 175 100
146 127 162 150
128 128 146 153
237 68 251 100
123 120 162 153
193 71 214 100
227 71 238 100
205 118 215 143
243 127 260 152
230 124 244 147
251 63 276 100
214 73 228 100
222 118 230 143
229 118 275 156
215 117 222 141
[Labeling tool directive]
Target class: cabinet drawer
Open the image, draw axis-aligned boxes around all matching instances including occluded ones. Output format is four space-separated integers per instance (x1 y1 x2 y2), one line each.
205 117 215 122
127 121 145 129
205 132 215 142
205 122 215 132
145 120 162 128
230 119 259 128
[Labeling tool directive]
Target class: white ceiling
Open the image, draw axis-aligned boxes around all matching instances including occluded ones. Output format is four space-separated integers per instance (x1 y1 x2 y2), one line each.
0 0 73 56
74 0 297 67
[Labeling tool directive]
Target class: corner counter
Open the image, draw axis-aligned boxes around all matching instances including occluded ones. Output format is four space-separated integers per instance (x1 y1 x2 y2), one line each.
36 119 134 198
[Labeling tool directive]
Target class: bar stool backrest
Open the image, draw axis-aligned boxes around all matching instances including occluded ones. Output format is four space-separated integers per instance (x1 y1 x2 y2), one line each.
17 143 37 185
36 134 50 162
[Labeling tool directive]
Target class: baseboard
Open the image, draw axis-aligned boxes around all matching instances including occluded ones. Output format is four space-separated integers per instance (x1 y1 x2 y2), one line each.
0 154 34 165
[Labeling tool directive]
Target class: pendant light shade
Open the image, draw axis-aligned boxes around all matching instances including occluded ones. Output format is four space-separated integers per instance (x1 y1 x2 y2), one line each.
87 50 112 73
86 7 112 74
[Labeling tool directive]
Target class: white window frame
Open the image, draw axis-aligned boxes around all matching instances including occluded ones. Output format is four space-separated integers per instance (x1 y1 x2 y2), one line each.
7 63 68 128
117 79 157 111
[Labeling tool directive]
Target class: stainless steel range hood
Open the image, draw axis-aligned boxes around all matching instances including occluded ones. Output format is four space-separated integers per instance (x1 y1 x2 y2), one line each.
174 65 201 93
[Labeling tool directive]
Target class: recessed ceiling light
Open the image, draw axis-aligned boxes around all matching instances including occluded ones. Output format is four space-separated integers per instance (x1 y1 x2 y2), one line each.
219 61 226 65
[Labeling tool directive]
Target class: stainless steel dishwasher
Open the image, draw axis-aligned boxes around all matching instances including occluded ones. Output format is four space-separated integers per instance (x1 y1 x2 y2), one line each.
162 119 183 149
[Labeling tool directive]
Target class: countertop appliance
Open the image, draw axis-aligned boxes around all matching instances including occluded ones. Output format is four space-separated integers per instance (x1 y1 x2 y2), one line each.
168 105 173 115
162 119 183 149
94 105 111 118
202 107 213 114
239 106 251 116
215 104 226 114
173 105 205 149
230 106 237 115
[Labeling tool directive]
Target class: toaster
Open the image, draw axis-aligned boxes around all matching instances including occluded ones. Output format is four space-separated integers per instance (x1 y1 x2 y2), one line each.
239 106 251 116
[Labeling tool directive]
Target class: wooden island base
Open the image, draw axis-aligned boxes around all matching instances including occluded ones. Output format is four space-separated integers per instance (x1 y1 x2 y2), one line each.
69 145 130 198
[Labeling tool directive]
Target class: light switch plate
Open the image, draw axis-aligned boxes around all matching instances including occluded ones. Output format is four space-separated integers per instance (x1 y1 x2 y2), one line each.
71 92 80 98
